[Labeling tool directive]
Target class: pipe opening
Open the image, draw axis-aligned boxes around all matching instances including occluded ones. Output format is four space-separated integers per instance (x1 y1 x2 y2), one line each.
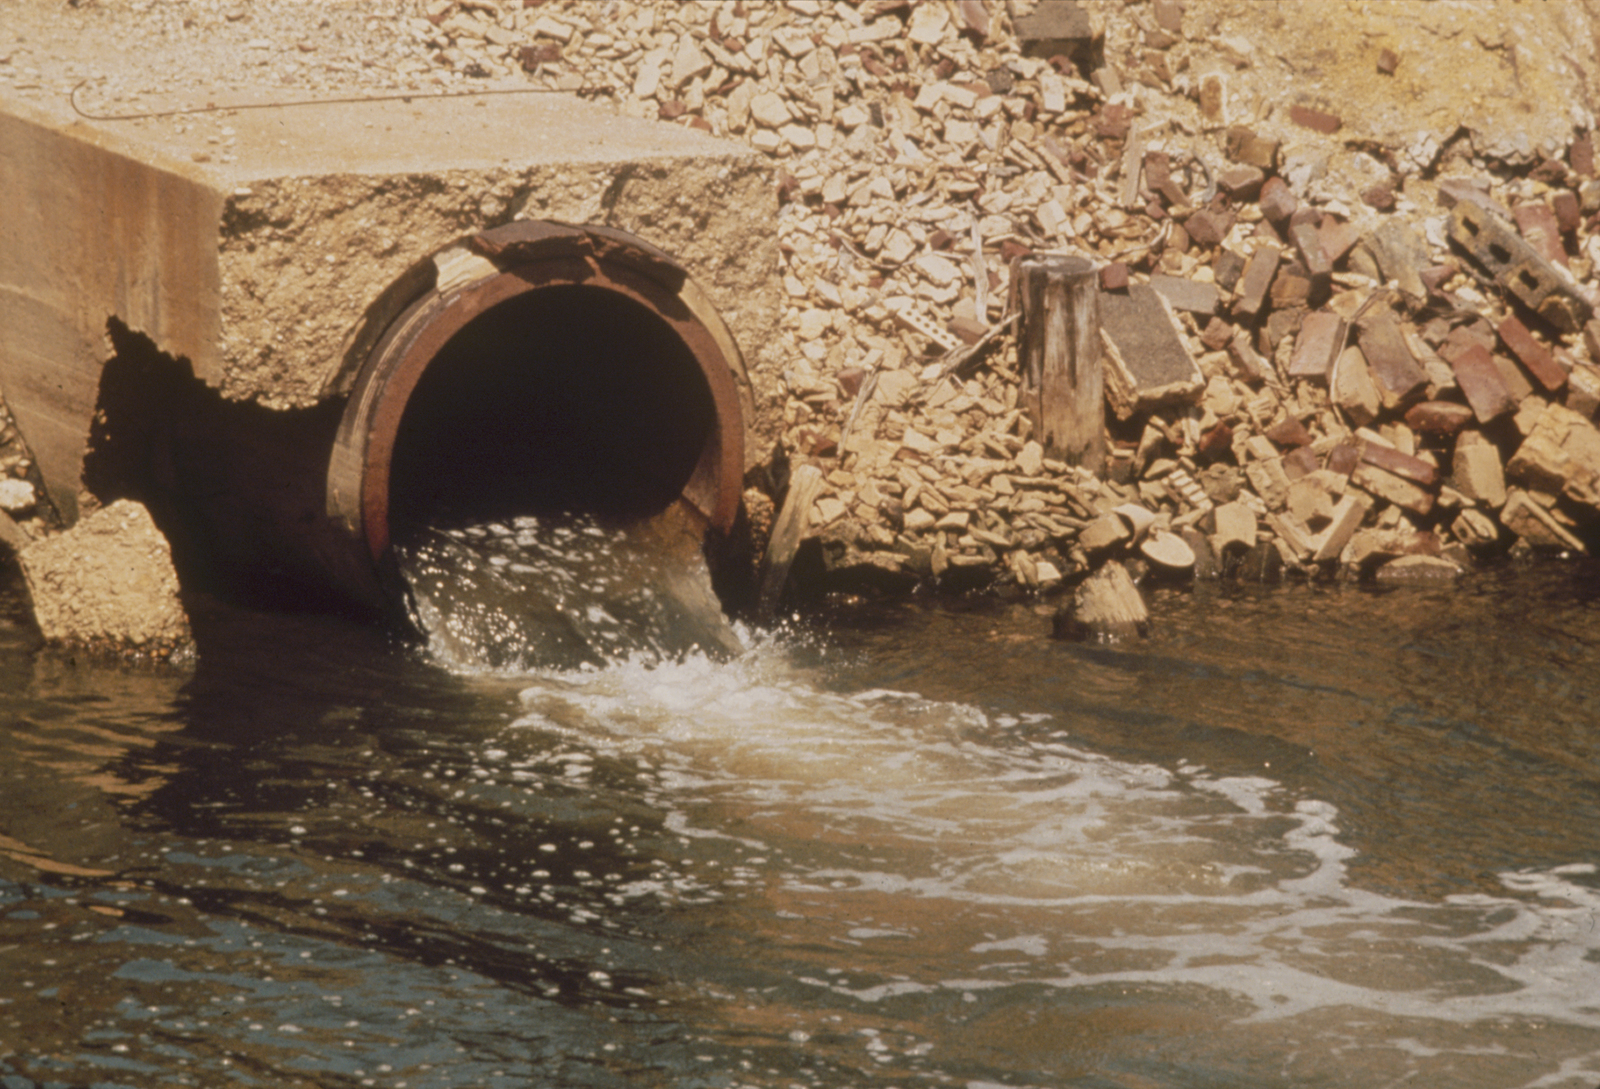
387 284 716 536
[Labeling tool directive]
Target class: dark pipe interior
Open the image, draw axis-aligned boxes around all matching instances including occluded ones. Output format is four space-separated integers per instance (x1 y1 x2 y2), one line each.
387 284 717 534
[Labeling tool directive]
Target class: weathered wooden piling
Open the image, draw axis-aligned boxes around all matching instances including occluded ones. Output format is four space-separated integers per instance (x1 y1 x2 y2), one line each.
1016 254 1104 473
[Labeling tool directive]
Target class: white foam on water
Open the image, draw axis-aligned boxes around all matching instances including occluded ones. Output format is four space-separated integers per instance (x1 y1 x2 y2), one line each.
507 639 1600 1056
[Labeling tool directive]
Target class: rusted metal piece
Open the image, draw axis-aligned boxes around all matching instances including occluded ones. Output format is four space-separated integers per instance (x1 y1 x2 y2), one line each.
328 220 747 605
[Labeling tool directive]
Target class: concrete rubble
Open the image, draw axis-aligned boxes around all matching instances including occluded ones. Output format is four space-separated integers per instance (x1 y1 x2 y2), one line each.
17 499 193 656
7 0 1600 630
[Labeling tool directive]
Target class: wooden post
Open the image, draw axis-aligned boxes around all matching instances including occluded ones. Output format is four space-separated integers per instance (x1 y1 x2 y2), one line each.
755 464 824 619
1017 255 1104 472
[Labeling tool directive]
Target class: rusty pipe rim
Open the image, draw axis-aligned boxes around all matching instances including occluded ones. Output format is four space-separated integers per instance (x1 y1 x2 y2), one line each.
327 222 746 593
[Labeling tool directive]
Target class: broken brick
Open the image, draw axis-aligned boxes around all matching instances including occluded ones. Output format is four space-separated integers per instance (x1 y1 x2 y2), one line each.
1553 189 1583 235
1319 216 1361 266
1200 316 1235 351
1184 207 1234 247
1360 440 1440 488
1100 262 1130 291
1265 414 1313 447
1213 248 1247 293
1290 221 1332 281
1288 310 1344 381
1573 132 1596 178
1217 164 1265 202
1234 246 1280 316
1225 126 1278 171
1269 262 1314 309
1362 183 1397 211
1352 462 1434 515
1355 309 1429 407
1404 401 1476 438
1288 104 1342 134
1259 176 1297 225
1377 47 1399 75
1445 342 1518 423
1497 314 1567 393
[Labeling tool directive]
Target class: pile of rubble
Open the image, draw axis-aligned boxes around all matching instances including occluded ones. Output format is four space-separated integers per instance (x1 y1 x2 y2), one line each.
14 0 1600 610
427 0 1600 598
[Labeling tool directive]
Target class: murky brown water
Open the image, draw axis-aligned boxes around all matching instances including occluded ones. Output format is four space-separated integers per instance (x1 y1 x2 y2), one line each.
3 552 1600 1088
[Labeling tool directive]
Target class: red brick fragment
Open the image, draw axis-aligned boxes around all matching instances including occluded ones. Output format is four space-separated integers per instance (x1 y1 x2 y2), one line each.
1200 316 1235 351
1288 104 1342 134
1572 132 1595 178
1197 421 1232 461
1360 442 1440 488
1497 314 1567 392
1447 343 1517 423
1288 310 1344 381
1184 208 1234 247
1291 221 1332 279
1259 176 1297 225
1531 158 1569 186
1234 245 1280 316
1217 165 1265 202
1152 0 1185 34
1377 48 1399 75
1319 216 1360 265
1099 262 1130 291
1225 126 1278 170
1404 400 1476 437
1266 415 1313 447
1362 183 1396 211
1553 189 1582 235
1326 442 1362 477
1284 446 1319 478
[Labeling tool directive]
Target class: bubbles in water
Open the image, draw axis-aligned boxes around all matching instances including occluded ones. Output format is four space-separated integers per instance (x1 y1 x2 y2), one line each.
394 508 743 674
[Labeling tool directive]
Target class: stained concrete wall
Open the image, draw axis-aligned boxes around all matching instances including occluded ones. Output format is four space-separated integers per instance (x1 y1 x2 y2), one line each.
0 86 780 522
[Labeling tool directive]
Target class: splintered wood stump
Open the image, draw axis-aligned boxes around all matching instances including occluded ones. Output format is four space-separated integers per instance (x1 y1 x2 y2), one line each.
1017 255 1105 472
756 464 825 619
1052 560 1149 642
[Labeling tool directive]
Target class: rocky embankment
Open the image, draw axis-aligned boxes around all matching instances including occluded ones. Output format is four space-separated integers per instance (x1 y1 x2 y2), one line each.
8 0 1600 634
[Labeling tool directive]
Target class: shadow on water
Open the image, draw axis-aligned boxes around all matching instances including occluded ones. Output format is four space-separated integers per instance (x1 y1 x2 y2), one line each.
4 552 1600 1087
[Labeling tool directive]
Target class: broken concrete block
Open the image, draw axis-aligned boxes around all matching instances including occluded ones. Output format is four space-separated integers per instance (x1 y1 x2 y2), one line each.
1449 200 1592 333
1368 218 1430 300
1312 492 1371 562
1452 429 1507 507
1079 512 1131 552
1015 0 1095 61
1265 511 1315 560
1514 200 1566 268
1453 507 1501 548
1375 554 1463 582
1331 344 1382 426
1245 457 1291 509
1099 284 1205 420
1506 402 1600 510
1352 461 1435 515
1288 310 1345 381
1501 488 1586 551
1568 362 1600 418
1211 500 1257 553
18 499 192 654
1285 474 1336 527
1150 274 1220 316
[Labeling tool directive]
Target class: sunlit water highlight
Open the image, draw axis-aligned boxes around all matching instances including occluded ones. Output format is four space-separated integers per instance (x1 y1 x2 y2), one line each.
2 524 1600 1087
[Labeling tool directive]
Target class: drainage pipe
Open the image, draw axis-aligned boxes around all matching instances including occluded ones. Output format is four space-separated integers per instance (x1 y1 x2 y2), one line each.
319 220 750 612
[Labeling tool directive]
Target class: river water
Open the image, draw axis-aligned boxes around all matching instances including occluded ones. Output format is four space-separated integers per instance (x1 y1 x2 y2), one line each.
2 534 1600 1088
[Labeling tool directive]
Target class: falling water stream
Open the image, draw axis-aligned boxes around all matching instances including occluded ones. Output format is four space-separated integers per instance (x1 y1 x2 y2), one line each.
2 514 1600 1088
